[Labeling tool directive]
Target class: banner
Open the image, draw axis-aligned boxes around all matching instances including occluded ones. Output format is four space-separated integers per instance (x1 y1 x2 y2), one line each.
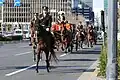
14 0 21 7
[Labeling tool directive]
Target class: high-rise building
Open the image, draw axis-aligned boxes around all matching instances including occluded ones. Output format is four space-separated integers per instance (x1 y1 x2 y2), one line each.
0 0 71 32
71 0 94 22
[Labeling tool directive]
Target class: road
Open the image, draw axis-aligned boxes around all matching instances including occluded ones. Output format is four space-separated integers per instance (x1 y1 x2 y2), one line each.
0 41 101 80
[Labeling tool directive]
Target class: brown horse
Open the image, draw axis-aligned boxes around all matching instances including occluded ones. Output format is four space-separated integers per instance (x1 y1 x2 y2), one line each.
30 22 37 62
30 23 58 73
75 28 85 51
60 22 73 53
87 27 95 48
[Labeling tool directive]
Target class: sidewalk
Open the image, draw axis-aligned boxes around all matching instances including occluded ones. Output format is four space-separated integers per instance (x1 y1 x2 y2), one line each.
77 60 106 80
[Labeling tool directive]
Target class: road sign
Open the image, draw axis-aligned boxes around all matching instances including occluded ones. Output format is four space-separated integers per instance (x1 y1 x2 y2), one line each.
14 0 21 7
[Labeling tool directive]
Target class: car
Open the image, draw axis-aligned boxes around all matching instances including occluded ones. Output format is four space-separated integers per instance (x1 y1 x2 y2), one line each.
97 31 103 40
23 30 30 39
13 29 23 36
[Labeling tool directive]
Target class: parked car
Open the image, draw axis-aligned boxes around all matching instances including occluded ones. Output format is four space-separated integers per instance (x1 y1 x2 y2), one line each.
97 31 103 40
13 29 23 40
13 29 23 36
23 30 30 39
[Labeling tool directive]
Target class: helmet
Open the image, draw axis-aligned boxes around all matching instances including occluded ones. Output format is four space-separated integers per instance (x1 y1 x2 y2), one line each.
34 13 39 16
42 6 48 11
58 11 65 15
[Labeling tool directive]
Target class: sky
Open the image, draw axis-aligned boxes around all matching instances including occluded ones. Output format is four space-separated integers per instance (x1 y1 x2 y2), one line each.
93 0 104 18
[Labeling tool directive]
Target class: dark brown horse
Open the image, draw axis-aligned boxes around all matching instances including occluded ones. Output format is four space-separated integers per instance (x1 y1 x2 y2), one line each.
30 23 58 73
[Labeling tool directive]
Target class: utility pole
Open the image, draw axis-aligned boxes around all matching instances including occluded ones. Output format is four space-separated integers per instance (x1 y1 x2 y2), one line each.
106 0 118 80
101 10 105 45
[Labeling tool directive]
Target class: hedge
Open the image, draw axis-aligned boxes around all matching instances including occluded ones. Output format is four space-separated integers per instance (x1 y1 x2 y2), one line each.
98 40 120 77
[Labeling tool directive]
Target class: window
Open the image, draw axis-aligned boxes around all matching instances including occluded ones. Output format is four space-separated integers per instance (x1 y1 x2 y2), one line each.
16 31 22 33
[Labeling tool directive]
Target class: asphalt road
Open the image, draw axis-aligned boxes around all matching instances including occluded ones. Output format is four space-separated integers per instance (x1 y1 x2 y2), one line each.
0 41 101 80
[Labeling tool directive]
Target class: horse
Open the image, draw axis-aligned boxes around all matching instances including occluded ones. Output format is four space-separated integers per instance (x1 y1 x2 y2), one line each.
60 22 73 53
30 22 58 73
87 27 95 48
51 23 62 51
30 22 37 62
75 28 85 51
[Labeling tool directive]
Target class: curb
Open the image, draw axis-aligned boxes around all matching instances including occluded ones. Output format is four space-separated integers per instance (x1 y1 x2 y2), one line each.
0 40 29 44
77 60 99 80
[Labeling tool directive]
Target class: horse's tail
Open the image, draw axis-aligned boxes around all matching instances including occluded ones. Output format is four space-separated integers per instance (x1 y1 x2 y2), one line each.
50 49 59 63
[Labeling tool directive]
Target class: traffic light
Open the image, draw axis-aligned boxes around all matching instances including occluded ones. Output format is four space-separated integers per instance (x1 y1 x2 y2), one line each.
0 0 4 6
101 10 105 32
14 0 21 7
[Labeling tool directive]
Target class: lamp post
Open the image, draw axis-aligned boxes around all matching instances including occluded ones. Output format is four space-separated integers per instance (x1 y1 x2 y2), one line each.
106 0 118 80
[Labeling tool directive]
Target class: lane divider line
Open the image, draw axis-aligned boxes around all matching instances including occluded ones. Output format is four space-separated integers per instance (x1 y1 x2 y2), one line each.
15 51 32 56
5 64 36 77
5 52 68 77
60 53 67 57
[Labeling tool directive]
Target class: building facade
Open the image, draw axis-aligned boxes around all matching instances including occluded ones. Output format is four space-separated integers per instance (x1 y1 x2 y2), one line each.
0 0 72 33
71 0 94 23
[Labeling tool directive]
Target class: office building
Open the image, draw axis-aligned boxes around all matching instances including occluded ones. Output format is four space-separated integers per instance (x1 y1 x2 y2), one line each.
71 0 94 22
0 0 71 32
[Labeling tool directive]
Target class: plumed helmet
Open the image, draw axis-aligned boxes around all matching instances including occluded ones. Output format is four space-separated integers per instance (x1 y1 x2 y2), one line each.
42 6 48 11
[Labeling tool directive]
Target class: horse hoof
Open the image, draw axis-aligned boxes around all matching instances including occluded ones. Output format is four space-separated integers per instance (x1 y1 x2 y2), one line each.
47 69 50 73
68 49 70 52
33 58 36 62
65 51 67 53
36 69 39 73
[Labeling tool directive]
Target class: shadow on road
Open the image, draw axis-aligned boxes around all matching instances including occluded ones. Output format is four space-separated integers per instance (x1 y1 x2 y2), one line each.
71 50 101 54
1 65 96 74
59 58 97 61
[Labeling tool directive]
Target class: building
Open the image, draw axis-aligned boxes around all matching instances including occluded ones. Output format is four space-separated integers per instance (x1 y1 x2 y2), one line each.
71 0 94 23
0 0 72 33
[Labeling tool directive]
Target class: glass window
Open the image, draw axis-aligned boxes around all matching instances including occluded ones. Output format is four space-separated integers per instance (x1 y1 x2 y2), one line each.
16 31 22 33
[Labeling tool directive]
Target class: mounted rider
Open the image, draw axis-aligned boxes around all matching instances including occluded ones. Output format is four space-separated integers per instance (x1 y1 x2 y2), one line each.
57 11 66 24
76 21 85 37
30 6 56 49
39 6 52 31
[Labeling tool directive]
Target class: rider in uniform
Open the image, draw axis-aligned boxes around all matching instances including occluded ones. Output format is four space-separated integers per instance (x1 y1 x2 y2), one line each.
29 13 40 46
30 6 56 49
39 6 52 31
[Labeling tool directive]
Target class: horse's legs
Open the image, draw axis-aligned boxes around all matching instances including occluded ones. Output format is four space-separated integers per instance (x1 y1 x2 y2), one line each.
80 41 83 49
75 40 78 51
44 49 50 72
90 40 93 48
36 44 41 73
32 38 37 62
36 50 40 73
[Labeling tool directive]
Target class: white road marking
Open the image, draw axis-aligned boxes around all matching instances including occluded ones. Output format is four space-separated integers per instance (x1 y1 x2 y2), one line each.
5 64 36 77
19 45 30 48
15 51 32 56
60 53 67 57
5 52 67 77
